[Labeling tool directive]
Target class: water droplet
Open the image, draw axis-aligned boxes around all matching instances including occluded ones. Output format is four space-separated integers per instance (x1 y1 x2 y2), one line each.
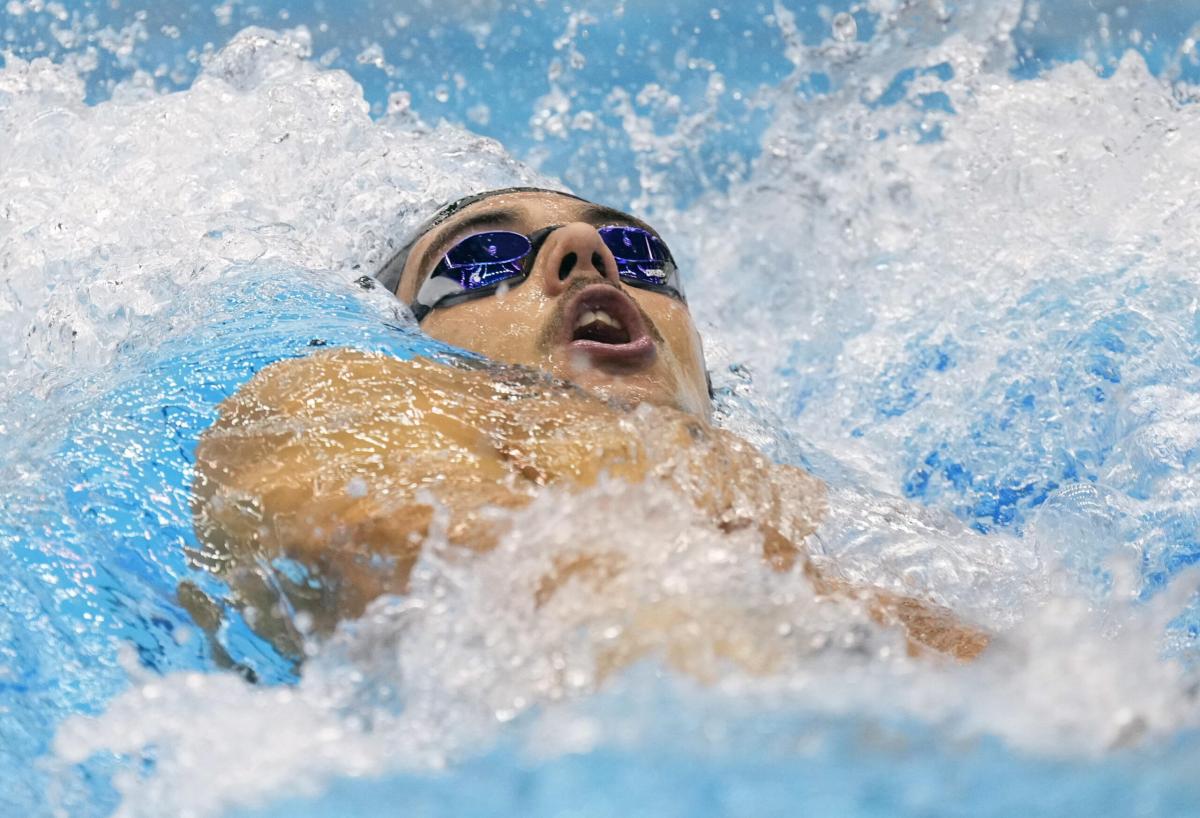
387 91 411 115
467 103 491 125
832 12 857 43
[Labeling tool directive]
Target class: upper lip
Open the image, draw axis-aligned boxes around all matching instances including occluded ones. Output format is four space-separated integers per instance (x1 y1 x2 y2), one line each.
559 283 656 366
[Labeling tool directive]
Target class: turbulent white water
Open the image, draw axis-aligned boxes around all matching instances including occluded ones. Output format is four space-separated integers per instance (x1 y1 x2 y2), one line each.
2 2 1199 816
48 466 1199 816
0 26 553 393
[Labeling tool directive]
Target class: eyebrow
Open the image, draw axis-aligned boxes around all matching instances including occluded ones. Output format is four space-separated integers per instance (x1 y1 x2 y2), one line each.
410 207 520 289
578 204 656 234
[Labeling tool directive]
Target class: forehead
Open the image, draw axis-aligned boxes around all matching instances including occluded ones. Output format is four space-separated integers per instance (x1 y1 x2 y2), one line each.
440 190 647 230
396 190 654 299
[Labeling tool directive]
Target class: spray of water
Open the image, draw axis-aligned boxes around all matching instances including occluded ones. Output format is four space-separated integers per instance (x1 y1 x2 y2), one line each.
1 2 1199 816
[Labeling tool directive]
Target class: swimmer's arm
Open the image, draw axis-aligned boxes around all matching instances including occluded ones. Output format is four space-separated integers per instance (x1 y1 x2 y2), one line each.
669 424 989 661
864 588 990 660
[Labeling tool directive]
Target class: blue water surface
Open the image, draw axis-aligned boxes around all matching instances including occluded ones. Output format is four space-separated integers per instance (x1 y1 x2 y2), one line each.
4 2 1200 817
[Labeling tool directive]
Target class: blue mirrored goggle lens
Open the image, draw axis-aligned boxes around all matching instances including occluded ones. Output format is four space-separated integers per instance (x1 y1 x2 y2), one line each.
445 231 530 267
439 231 531 289
599 226 674 286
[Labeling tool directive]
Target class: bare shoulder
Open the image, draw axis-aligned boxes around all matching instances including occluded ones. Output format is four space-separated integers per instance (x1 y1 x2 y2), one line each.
192 348 621 557
211 348 522 424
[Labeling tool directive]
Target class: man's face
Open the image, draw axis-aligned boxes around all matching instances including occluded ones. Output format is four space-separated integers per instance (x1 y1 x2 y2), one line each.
397 190 710 416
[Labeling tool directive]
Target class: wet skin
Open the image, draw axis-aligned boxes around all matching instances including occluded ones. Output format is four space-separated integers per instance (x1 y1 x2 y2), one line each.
186 191 988 672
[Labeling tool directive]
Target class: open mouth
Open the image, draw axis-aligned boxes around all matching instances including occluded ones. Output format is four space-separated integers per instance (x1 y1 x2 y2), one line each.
561 283 656 367
573 307 631 345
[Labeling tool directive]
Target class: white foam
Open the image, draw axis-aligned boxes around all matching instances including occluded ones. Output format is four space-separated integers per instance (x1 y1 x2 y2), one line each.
52 475 1200 817
0 26 553 394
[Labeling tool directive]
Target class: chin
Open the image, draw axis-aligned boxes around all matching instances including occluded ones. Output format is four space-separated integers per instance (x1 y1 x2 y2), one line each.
570 366 701 415
538 341 706 416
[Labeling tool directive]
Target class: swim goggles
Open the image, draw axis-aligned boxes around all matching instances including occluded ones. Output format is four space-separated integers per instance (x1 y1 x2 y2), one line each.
410 225 684 322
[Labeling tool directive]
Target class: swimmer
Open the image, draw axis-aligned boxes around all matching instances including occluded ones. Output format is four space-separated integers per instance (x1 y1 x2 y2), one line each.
185 187 988 674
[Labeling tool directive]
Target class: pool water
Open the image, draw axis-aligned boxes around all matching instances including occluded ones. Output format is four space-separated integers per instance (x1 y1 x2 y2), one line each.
3 1 1200 816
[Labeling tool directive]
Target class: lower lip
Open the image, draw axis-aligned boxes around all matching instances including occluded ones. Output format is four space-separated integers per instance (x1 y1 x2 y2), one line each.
567 334 657 366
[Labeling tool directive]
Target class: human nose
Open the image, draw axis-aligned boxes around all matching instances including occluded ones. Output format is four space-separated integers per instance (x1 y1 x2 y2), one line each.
536 222 621 296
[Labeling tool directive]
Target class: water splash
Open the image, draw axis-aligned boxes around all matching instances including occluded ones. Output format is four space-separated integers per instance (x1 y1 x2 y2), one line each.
50 474 1200 817
2 2 1200 817
0 25 554 394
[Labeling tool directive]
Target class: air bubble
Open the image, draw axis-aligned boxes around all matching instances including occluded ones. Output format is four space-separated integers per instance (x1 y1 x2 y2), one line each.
832 12 857 43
